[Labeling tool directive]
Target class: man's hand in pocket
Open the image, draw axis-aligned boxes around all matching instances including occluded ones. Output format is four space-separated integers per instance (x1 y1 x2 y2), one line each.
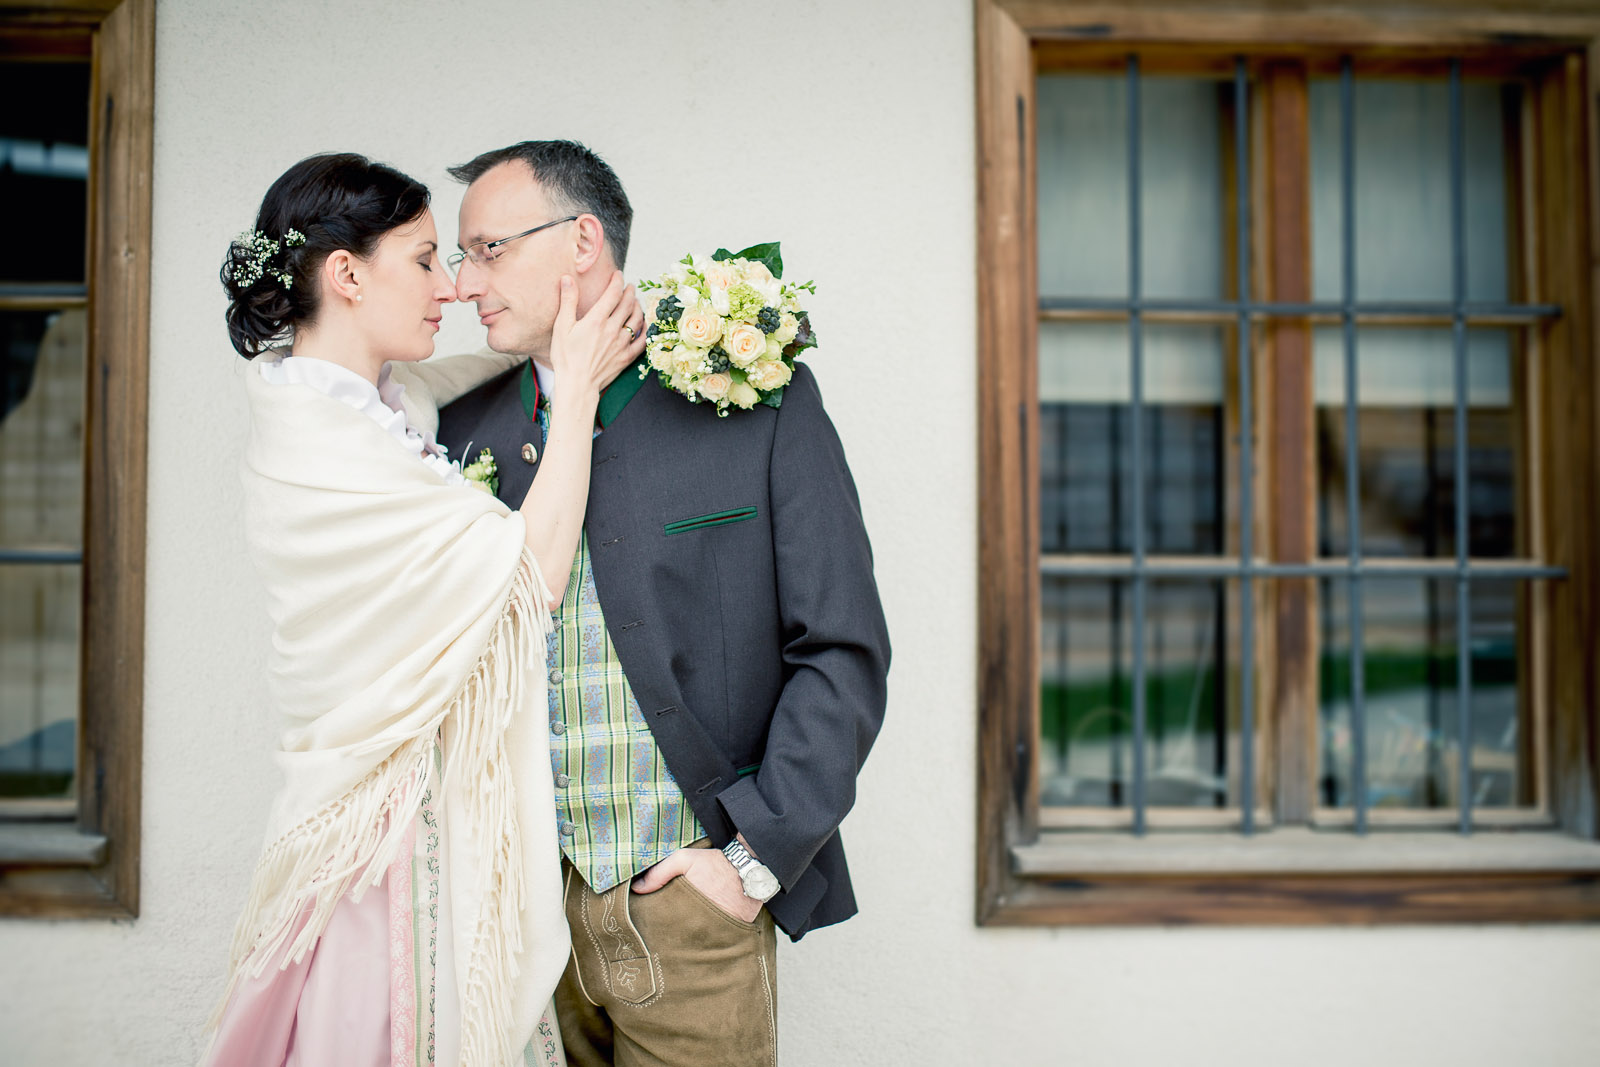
631 846 763 923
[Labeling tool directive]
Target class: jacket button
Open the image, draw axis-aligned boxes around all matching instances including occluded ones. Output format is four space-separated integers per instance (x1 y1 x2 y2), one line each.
521 442 538 464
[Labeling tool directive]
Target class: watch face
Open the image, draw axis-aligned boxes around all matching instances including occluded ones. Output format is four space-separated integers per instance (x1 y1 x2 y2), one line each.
743 865 781 902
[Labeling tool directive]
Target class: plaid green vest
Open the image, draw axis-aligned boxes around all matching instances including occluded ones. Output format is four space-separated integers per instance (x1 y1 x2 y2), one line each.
539 401 704 891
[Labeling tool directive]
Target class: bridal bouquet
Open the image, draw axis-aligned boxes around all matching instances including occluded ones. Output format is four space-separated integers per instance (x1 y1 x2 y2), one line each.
637 242 816 416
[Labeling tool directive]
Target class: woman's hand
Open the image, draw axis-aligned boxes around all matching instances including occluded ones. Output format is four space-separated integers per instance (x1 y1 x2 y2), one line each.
548 271 647 398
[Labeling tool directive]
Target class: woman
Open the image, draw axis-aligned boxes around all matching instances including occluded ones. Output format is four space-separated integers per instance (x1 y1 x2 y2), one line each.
202 153 643 1067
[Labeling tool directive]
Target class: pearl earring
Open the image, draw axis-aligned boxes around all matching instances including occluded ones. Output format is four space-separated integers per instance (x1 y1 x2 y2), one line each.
356 294 363 302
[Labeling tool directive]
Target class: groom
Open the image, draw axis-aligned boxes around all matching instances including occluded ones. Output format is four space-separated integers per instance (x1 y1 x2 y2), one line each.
436 140 890 1066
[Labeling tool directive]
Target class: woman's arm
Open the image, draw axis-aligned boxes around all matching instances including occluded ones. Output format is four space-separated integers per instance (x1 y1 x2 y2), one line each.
519 272 644 607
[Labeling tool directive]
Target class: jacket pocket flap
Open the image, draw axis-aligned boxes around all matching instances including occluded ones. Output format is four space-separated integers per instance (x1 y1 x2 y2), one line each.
663 506 759 535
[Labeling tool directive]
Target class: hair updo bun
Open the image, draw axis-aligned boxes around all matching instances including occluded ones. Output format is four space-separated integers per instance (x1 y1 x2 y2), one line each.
221 152 431 358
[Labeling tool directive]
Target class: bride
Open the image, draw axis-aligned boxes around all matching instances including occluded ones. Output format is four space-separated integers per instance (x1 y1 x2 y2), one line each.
202 152 643 1067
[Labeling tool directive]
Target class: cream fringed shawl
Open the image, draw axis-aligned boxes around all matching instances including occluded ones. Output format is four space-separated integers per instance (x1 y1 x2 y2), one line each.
220 351 563 1066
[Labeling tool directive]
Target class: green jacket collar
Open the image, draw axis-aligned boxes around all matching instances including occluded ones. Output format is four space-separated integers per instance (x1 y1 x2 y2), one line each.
520 358 648 429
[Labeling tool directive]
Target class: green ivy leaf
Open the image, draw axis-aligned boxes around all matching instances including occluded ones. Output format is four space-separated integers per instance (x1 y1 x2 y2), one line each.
759 385 786 410
733 242 783 278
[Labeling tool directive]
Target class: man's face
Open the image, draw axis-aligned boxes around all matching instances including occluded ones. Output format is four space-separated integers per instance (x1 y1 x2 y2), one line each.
454 161 574 361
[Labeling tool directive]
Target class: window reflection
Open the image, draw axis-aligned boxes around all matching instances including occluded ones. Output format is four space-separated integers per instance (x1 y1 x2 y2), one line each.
1039 323 1226 555
1315 329 1520 559
1319 579 1525 809
1310 77 1515 303
0 308 85 800
1040 579 1231 808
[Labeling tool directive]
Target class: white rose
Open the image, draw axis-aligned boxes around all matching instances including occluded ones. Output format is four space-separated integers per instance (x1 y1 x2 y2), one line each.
774 312 799 345
765 335 785 361
724 323 768 369
648 342 674 372
746 359 792 391
677 304 724 348
676 284 702 308
669 367 697 394
744 261 782 304
703 260 737 292
674 345 707 376
698 372 732 402
703 260 736 315
727 380 760 409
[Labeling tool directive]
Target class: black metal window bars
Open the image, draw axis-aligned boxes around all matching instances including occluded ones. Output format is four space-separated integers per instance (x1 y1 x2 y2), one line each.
1039 56 1566 837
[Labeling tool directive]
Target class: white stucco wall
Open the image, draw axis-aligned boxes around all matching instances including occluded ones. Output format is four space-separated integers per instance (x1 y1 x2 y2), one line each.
2 0 1598 1063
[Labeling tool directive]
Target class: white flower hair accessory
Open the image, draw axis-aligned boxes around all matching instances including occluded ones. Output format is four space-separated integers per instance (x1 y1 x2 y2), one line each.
231 228 306 290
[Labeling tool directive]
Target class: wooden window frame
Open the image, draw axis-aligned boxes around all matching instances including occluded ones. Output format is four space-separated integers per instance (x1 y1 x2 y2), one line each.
0 0 152 918
976 0 1600 925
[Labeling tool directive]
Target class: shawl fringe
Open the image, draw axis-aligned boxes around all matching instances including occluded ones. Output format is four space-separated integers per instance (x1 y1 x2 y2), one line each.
210 553 552 1067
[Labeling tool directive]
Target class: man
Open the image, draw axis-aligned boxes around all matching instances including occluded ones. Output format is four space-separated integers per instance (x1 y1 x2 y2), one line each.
436 140 890 1066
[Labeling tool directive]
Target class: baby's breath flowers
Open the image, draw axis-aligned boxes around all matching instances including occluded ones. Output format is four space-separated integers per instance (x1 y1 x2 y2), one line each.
231 228 306 290
637 242 816 417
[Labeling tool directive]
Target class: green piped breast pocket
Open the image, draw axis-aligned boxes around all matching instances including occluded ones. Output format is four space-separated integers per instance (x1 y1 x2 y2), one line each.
663 506 759 536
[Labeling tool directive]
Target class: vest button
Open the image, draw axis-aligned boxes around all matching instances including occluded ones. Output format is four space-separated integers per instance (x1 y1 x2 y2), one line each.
551 721 565 736
555 773 570 788
559 820 575 836
521 442 538 464
549 668 564 685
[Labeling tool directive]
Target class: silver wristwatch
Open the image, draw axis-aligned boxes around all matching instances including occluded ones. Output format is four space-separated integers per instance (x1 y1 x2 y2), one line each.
722 839 780 902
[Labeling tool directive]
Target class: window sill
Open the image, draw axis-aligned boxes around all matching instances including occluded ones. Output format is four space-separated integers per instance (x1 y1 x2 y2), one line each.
983 828 1600 926
1012 827 1600 877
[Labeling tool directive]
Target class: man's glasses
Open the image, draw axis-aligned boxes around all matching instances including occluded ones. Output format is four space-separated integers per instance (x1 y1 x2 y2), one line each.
448 215 579 271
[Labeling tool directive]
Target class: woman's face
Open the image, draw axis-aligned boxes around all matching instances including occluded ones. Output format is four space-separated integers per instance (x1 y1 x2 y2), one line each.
357 208 456 363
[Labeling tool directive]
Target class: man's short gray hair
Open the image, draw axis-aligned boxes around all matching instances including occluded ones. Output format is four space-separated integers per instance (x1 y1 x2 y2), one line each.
448 140 632 270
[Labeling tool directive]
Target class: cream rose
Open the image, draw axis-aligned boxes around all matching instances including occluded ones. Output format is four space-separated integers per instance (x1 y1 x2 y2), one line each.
648 343 675 372
744 261 782 305
703 259 737 292
727 380 760 409
724 322 768 369
746 359 793 391
673 345 706 376
698 372 732 402
702 261 737 315
677 304 724 348
774 312 799 345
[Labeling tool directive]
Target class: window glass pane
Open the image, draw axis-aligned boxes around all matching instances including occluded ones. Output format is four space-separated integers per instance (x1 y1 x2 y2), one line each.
1039 323 1225 554
0 61 90 285
1310 77 1514 303
2 309 86 546
1040 579 1232 808
1 306 85 800
0 564 78 799
1319 578 1528 810
1315 328 1519 558
1037 74 1226 301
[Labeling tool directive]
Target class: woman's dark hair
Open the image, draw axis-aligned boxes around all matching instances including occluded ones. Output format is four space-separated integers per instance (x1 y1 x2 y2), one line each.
222 152 431 358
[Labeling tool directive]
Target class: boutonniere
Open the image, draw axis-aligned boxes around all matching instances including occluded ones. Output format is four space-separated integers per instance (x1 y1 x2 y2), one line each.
637 242 817 418
461 447 499 495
